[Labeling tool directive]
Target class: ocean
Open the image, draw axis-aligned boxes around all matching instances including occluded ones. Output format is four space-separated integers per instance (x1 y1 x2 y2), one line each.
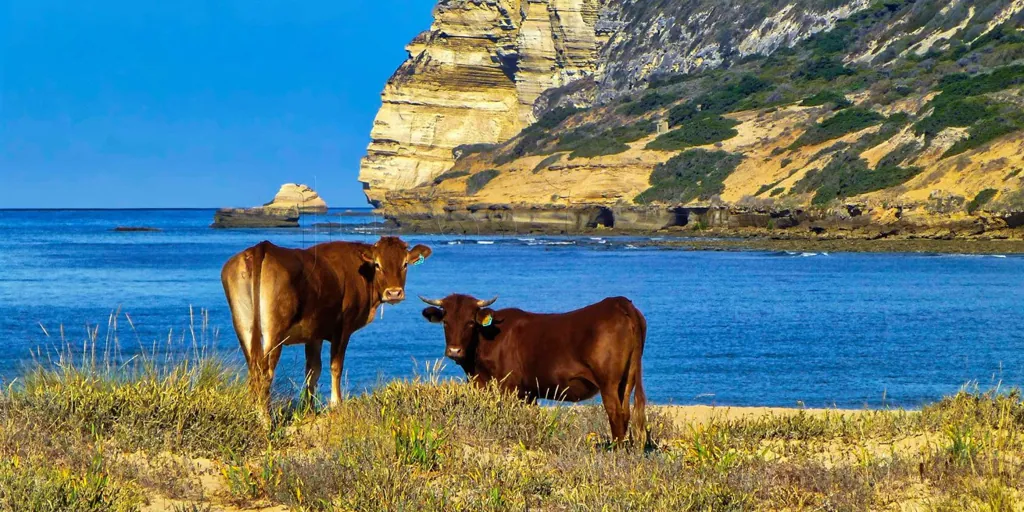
1 208 1022 409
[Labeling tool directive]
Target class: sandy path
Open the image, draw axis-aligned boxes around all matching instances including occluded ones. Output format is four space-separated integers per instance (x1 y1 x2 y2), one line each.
654 404 870 426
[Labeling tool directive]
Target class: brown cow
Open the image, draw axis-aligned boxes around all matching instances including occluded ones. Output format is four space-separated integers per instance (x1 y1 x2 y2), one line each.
222 237 431 415
420 294 647 443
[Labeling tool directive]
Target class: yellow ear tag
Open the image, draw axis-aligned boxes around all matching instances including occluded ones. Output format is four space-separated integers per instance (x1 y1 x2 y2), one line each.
481 314 493 327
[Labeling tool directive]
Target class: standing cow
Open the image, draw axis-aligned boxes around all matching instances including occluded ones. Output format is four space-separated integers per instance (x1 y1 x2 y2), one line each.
222 236 431 415
420 294 647 443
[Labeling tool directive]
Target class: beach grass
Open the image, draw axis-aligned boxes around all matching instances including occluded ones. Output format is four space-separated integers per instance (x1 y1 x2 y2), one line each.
3 319 1024 510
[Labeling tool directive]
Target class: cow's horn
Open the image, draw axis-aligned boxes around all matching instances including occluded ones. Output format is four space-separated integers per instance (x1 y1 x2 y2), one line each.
419 296 444 307
476 296 498 308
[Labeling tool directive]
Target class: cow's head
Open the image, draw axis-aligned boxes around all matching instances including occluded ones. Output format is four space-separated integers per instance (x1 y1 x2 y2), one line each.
420 294 498 363
359 237 432 305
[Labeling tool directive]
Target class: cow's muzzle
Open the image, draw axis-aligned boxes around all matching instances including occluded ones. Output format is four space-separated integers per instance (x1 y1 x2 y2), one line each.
383 287 405 304
446 347 464 360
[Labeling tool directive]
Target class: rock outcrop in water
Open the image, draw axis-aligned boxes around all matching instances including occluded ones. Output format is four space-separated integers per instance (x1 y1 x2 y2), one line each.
212 184 325 228
211 207 300 229
265 183 328 214
360 0 1024 237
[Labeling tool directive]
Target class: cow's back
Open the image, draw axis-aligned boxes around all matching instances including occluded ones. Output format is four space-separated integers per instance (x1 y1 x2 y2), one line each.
487 297 645 399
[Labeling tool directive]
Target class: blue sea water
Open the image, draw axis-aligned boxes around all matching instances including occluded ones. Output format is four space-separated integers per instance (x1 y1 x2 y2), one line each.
1 208 1023 409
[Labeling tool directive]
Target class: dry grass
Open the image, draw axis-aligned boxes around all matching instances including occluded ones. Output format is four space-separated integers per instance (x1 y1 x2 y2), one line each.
3 320 1024 511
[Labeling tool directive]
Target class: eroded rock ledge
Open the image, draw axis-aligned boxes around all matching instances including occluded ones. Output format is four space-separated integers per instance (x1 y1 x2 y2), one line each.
383 201 1024 240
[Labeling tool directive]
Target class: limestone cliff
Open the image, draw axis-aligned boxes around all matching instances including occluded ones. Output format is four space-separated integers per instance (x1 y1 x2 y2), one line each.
360 0 1024 234
358 0 605 206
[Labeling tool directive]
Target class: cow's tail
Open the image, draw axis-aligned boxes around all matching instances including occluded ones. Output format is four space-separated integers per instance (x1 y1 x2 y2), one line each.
630 306 648 447
247 242 268 392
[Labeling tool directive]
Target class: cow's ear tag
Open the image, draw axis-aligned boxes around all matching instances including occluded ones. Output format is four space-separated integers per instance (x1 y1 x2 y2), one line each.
481 314 493 327
413 254 425 266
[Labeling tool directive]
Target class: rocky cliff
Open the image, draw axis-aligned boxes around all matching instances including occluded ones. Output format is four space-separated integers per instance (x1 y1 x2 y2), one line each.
360 0 1024 235
358 0 605 206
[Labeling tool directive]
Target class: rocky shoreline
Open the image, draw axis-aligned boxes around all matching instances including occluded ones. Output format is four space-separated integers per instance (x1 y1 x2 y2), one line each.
383 203 1023 235
379 202 1024 253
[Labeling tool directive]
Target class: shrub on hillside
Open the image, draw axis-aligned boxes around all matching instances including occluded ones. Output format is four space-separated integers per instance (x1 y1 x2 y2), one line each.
433 170 469 185
634 149 743 204
617 91 678 116
794 57 856 81
496 106 582 164
555 121 655 159
913 98 994 138
966 189 999 214
800 91 852 109
789 108 885 149
466 169 501 195
794 151 923 205
942 117 1024 158
646 116 739 151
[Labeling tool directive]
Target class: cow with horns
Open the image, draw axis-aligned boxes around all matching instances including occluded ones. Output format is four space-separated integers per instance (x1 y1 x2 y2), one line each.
420 294 648 443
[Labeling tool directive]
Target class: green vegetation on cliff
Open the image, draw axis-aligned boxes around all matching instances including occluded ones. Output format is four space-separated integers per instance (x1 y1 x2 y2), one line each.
467 169 500 195
790 108 886 150
443 0 1024 213
794 151 923 205
635 150 743 204
967 188 1000 213
646 116 740 151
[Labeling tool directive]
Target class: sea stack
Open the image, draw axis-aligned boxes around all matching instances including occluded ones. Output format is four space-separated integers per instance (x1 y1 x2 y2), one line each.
212 183 326 228
264 183 328 214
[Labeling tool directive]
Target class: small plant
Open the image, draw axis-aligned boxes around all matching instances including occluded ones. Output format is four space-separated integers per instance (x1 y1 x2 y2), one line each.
946 423 980 468
0 456 144 512
393 420 447 471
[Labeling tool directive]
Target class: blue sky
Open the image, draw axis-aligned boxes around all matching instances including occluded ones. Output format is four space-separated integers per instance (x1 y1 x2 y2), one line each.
1 1 437 208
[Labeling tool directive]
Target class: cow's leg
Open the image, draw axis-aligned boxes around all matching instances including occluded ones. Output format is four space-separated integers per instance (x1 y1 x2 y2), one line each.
599 382 628 443
329 332 352 407
302 341 324 407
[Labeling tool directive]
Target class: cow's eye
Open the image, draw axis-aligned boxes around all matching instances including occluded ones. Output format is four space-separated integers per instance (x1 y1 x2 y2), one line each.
403 262 408 269
374 262 381 270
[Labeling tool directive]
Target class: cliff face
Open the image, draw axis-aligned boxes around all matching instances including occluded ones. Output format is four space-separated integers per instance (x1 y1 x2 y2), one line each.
358 0 605 206
361 0 1024 232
